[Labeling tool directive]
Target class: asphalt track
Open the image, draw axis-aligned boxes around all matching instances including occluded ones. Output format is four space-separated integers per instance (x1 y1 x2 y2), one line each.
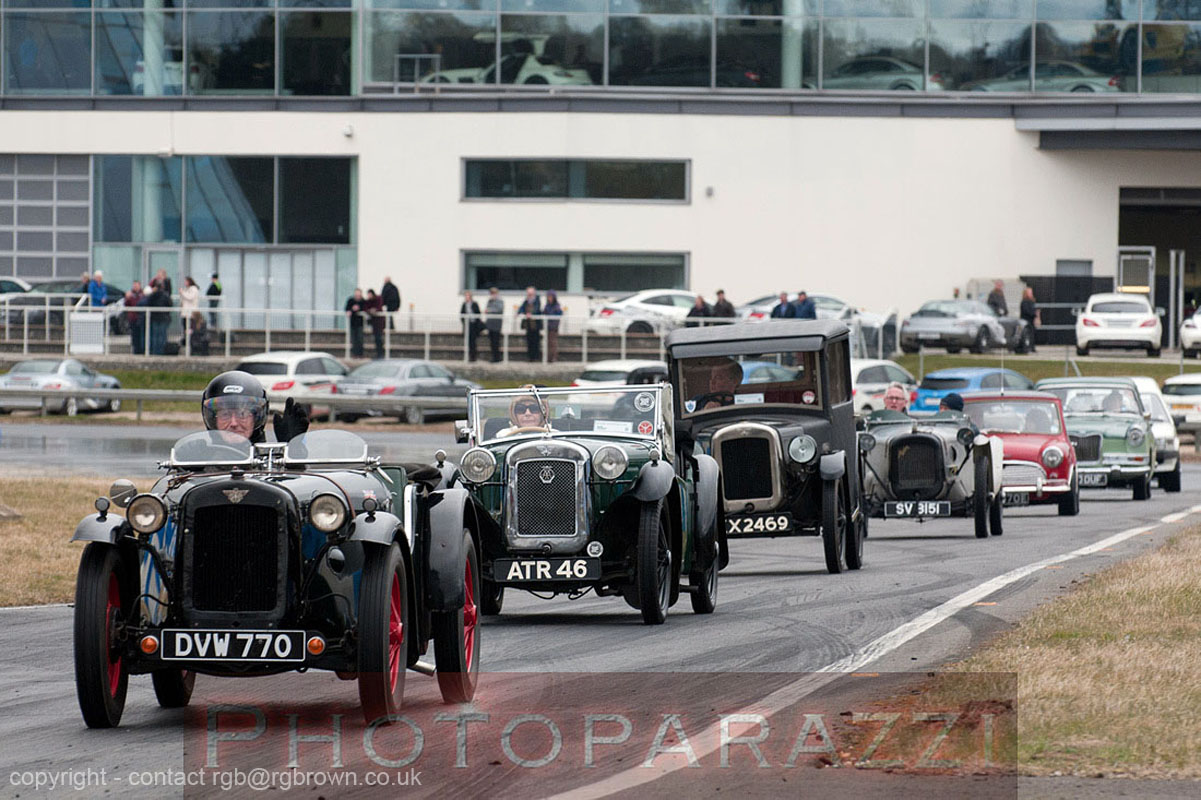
2 425 1200 798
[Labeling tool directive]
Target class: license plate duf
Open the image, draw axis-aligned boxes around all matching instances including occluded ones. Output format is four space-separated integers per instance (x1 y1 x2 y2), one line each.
1079 473 1108 487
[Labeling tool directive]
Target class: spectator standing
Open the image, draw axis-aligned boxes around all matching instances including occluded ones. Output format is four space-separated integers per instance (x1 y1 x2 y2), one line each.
88 271 107 307
345 288 366 358
124 281 145 355
518 285 542 362
460 291 483 362
485 287 504 363
366 289 386 359
180 276 200 317
151 268 172 297
986 280 1008 317
544 290 563 362
205 273 222 327
145 280 172 355
1019 286 1039 353
380 276 401 330
770 292 795 319
685 294 712 328
76 272 91 295
188 312 210 356
792 290 817 320
712 289 735 319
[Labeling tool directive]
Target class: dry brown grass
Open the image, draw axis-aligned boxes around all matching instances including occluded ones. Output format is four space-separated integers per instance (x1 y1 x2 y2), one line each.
949 525 1201 778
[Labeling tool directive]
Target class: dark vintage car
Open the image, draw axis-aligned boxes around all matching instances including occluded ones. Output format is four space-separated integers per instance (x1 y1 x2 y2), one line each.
664 320 866 574
451 384 722 625
71 430 480 728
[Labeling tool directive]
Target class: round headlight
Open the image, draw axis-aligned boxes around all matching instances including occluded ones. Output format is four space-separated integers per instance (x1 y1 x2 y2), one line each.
127 494 166 533
788 435 818 464
310 493 348 533
460 448 497 483
858 432 876 453
957 428 975 447
1041 445 1064 469
1126 426 1146 447
593 446 629 481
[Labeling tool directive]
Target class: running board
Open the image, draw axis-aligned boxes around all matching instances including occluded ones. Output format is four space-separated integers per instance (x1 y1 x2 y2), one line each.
411 659 436 676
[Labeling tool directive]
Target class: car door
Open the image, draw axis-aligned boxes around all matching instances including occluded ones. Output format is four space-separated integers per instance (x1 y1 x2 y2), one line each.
854 365 890 411
638 295 678 328
318 357 348 391
1003 371 1034 391
979 372 1004 390
294 357 332 393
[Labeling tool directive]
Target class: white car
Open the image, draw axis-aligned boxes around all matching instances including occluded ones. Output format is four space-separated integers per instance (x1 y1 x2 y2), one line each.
423 53 592 86
850 358 917 415
572 359 667 387
1181 315 1201 357
738 292 853 322
819 57 944 92
1129 375 1181 491
233 351 349 419
1075 293 1163 357
586 289 699 335
1162 373 1201 430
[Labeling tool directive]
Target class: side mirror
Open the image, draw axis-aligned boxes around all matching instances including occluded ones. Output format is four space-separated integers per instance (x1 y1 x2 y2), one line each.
1144 410 1152 421
109 479 138 509
1071 308 1080 316
454 420 471 444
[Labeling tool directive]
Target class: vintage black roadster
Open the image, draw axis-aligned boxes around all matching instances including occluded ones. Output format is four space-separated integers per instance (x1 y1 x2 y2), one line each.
71 430 479 728
665 319 867 574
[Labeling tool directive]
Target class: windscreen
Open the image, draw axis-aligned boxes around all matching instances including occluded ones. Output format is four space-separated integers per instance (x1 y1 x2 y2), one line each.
1162 383 1201 397
236 362 288 376
473 387 660 442
676 352 820 417
1044 386 1141 415
168 431 254 466
963 400 1061 435
1140 393 1170 423
920 376 969 390
10 360 58 374
577 370 628 383
1092 301 1149 314
284 430 369 462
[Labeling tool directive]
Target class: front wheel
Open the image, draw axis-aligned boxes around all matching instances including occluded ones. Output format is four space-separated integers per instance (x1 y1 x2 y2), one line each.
433 530 480 704
74 544 130 729
107 398 121 413
403 405 425 425
1133 472 1152 501
358 543 409 724
822 479 847 574
970 327 992 354
689 546 718 615
974 456 990 538
152 669 195 708
989 495 1004 536
637 500 671 625
845 504 866 570
1161 461 1182 493
1058 472 1081 516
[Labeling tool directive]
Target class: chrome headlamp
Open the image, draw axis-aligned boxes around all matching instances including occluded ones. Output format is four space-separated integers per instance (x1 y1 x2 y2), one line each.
460 447 497 483
788 434 818 464
1126 426 1146 448
858 432 876 453
592 446 629 481
127 494 167 533
310 493 348 533
1041 445 1064 469
957 428 975 447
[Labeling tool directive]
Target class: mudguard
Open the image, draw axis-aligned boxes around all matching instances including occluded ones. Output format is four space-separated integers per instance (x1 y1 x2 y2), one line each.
347 510 402 546
695 454 720 540
820 451 846 482
632 460 676 502
435 462 458 490
972 435 1005 498
71 514 126 545
425 488 471 612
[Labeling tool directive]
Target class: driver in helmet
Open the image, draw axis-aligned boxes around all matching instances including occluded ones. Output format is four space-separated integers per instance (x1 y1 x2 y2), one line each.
201 370 309 444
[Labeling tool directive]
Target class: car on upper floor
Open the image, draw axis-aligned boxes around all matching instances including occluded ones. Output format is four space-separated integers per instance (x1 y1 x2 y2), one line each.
850 358 917 415
818 56 944 91
910 368 1034 416
1129 375 1181 492
423 53 592 86
963 61 1122 93
900 299 1034 354
572 359 669 388
233 351 348 419
333 358 480 425
586 289 701 336
0 358 122 416
1074 292 1163 357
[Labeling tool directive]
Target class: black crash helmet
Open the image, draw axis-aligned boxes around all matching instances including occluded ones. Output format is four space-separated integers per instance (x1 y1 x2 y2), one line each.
201 370 268 442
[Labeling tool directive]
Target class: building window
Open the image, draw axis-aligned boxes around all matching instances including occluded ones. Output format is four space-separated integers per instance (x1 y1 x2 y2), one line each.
0 155 91 279
465 251 687 293
280 158 352 244
464 159 688 201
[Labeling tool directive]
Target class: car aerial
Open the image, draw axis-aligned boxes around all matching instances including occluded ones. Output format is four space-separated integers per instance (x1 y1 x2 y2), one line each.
452 383 721 624
900 299 1034 354
910 368 1034 416
850 358 917 415
1035 377 1156 500
859 405 1006 536
586 289 700 335
818 56 944 91
233 351 348 418
572 359 668 387
333 358 479 424
665 319 867 574
965 61 1121 93
1129 375 1181 492
1074 292 1163 357
0 358 121 416
71 429 480 728
1180 314 1201 357
1161 372 1201 430
961 391 1080 516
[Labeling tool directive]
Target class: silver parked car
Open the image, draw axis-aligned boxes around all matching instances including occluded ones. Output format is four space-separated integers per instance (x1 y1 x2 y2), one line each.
333 358 479 424
0 358 121 416
900 300 1033 354
965 61 1122 93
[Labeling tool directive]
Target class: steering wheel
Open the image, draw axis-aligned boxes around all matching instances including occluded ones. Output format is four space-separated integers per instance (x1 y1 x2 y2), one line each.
693 392 734 410
506 425 550 435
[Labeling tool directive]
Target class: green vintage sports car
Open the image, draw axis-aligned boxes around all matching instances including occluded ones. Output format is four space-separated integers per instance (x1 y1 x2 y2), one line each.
1034 378 1156 500
450 384 723 625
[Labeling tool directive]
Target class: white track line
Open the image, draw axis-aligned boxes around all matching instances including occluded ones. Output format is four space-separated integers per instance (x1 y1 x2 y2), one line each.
0 602 69 613
548 518 1173 800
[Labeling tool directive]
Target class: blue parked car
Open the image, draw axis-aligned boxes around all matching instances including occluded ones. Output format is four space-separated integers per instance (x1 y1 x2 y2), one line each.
911 367 1034 416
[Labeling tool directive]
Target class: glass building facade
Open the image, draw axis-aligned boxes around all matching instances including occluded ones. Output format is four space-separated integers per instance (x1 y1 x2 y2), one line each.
6 1 1201 95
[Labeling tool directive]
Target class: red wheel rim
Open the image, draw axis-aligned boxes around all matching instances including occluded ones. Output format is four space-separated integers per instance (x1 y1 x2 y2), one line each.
462 558 477 668
387 572 404 693
105 572 121 697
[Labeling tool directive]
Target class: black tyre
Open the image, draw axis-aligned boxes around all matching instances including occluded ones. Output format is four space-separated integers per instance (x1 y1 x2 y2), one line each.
627 321 654 335
1015 327 1034 354
74 544 130 729
480 581 504 616
970 327 992 354
1058 472 1081 516
974 456 990 539
1133 472 1152 501
946 345 962 354
822 479 846 574
1076 345 1089 357
152 669 195 708
689 544 718 615
900 342 919 354
989 495 1003 536
1161 461 1182 493
524 75 549 84
636 500 671 625
846 503 866 570
358 542 409 724
403 405 425 425
1149 346 1162 358
433 530 481 704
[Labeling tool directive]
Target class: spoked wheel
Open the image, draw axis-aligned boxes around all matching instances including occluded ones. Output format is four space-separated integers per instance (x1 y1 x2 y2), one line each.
152 669 195 708
74 544 130 728
822 479 847 574
689 544 718 615
433 530 481 704
358 543 409 724
845 503 866 570
637 500 671 625
974 456 990 539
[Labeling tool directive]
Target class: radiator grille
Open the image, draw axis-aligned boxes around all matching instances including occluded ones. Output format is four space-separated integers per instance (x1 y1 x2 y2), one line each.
1003 462 1045 486
190 506 280 613
515 460 578 536
1071 434 1102 463
889 436 944 499
720 437 774 501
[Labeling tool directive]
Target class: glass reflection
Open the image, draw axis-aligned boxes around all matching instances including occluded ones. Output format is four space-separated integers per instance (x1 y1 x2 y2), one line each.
501 0 603 11
824 0 921 16
821 19 928 90
186 156 273 243
279 158 351 244
94 156 183 244
96 12 186 96
1034 22 1133 91
930 0 1029 18
1036 1 1140 20
929 21 1031 90
281 11 352 95
609 0 711 13
1146 1 1201 21
1141 23 1201 91
609 16 714 86
366 11 496 83
499 15 602 85
716 18 817 89
4 12 91 94
187 11 275 93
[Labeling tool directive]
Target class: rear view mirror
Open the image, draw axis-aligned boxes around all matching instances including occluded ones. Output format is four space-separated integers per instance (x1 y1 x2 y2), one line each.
454 420 471 444
109 479 138 509
1144 410 1152 421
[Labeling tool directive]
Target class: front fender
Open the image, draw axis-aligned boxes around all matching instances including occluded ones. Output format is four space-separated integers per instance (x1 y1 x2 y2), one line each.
695 454 720 539
820 451 846 482
71 514 127 545
347 511 402 546
425 488 471 612
971 435 1005 496
632 460 676 502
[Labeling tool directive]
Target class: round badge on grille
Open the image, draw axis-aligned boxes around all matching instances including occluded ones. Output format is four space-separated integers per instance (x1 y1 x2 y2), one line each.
539 465 556 483
586 541 604 557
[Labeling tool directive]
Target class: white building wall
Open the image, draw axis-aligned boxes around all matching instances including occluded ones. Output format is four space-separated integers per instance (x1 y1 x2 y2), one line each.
6 110 1201 320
